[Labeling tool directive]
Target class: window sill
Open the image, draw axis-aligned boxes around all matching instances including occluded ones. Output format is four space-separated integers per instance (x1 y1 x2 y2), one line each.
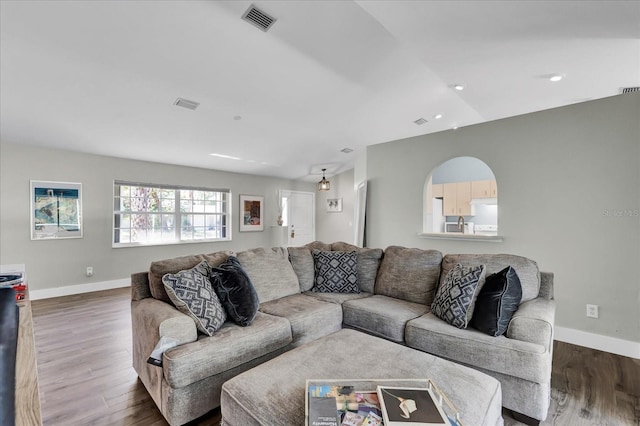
418 232 503 243
112 238 231 248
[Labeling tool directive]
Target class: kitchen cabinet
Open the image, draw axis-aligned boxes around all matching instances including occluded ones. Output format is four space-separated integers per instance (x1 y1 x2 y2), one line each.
432 184 443 198
471 180 497 198
443 182 472 216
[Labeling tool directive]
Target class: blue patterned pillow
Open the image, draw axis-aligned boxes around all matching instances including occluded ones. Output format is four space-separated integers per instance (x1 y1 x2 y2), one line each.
162 260 227 336
312 250 360 293
431 263 486 329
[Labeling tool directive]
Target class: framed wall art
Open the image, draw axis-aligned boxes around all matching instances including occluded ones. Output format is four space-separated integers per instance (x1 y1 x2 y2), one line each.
239 194 264 232
30 180 83 240
326 198 343 213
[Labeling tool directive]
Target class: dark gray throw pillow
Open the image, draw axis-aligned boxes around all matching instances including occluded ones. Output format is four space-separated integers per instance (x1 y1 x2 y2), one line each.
470 266 523 336
431 263 486 329
210 256 259 326
312 250 360 293
162 260 227 336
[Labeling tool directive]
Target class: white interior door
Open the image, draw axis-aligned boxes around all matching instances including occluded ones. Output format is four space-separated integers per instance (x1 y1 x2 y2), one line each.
282 190 315 246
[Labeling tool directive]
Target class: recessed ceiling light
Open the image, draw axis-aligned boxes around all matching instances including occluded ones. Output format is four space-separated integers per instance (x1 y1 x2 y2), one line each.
434 114 443 120
340 148 354 154
414 118 428 125
453 84 465 91
549 74 564 82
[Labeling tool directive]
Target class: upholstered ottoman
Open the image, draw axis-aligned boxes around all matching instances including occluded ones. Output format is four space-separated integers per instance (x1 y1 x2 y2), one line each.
220 329 503 425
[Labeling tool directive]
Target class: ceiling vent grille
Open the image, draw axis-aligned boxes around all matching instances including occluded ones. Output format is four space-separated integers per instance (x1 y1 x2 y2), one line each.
242 5 277 32
620 87 640 94
174 98 200 110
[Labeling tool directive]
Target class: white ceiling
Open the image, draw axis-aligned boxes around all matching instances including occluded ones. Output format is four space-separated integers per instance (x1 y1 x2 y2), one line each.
1 1 639 181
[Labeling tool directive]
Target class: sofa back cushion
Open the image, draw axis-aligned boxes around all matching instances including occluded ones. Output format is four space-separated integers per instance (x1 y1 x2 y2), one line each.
287 247 315 292
148 251 232 303
236 247 300 303
440 254 540 302
375 246 443 305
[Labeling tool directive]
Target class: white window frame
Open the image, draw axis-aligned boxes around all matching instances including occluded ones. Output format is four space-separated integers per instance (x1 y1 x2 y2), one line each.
112 181 231 247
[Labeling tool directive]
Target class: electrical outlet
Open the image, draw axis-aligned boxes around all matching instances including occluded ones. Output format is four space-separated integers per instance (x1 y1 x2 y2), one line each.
86 266 94 277
586 304 599 318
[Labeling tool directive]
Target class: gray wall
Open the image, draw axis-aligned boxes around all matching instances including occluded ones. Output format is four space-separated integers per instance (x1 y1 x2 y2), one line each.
0 143 313 291
361 93 640 343
316 169 355 244
432 156 495 184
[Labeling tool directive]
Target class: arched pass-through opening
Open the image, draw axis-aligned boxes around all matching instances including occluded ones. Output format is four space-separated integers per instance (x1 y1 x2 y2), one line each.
423 157 500 240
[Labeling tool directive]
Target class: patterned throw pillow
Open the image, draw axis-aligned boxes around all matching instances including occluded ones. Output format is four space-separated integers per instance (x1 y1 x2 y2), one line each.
312 250 360 293
431 263 486 329
162 260 227 336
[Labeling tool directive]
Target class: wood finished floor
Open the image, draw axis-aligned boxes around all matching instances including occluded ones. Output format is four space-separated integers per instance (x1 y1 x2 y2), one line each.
31 287 639 426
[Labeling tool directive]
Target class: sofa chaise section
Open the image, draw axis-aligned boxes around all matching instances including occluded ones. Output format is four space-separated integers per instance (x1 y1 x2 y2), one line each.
131 251 295 426
405 254 555 421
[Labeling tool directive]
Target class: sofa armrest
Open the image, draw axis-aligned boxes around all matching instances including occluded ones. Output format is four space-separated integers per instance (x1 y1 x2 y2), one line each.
506 297 555 351
539 272 554 300
131 271 152 301
131 298 198 346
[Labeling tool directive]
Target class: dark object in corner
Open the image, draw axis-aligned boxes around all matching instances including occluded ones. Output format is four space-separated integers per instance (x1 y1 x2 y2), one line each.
0 288 19 426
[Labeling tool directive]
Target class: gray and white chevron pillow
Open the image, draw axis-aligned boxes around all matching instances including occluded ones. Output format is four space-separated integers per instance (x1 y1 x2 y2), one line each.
162 260 227 336
431 263 486 329
312 250 360 293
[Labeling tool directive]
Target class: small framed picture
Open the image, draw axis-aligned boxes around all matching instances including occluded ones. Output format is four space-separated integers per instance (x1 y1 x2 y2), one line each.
326 198 343 213
239 195 264 232
30 180 83 240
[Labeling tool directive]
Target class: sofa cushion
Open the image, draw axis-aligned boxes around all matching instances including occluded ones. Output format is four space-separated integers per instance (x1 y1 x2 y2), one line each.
237 247 300 303
162 260 227 336
405 312 551 384
312 250 359 293
259 294 343 347
162 311 292 388
302 290 373 305
375 246 443 305
287 247 315 292
149 251 232 303
470 266 523 336
305 241 333 251
342 295 429 343
211 256 259 326
440 254 540 302
431 263 486 329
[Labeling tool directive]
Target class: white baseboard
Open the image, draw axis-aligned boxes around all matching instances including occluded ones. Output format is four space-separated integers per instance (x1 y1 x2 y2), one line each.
555 326 640 359
30 278 130 300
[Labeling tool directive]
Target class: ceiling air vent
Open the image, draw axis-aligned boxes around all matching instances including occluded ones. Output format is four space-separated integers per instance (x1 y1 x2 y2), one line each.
174 98 200 110
620 87 640 94
242 4 277 32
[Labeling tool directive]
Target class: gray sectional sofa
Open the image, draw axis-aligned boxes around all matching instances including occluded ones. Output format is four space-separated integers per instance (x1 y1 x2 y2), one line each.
130 241 555 425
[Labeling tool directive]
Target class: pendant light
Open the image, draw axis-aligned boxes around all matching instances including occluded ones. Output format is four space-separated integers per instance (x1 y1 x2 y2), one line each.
317 168 330 191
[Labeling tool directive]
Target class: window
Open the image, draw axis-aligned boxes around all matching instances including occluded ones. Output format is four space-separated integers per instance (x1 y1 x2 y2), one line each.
113 181 230 247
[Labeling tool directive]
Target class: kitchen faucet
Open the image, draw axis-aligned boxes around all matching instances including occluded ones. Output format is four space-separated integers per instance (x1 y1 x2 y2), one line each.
457 215 465 232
